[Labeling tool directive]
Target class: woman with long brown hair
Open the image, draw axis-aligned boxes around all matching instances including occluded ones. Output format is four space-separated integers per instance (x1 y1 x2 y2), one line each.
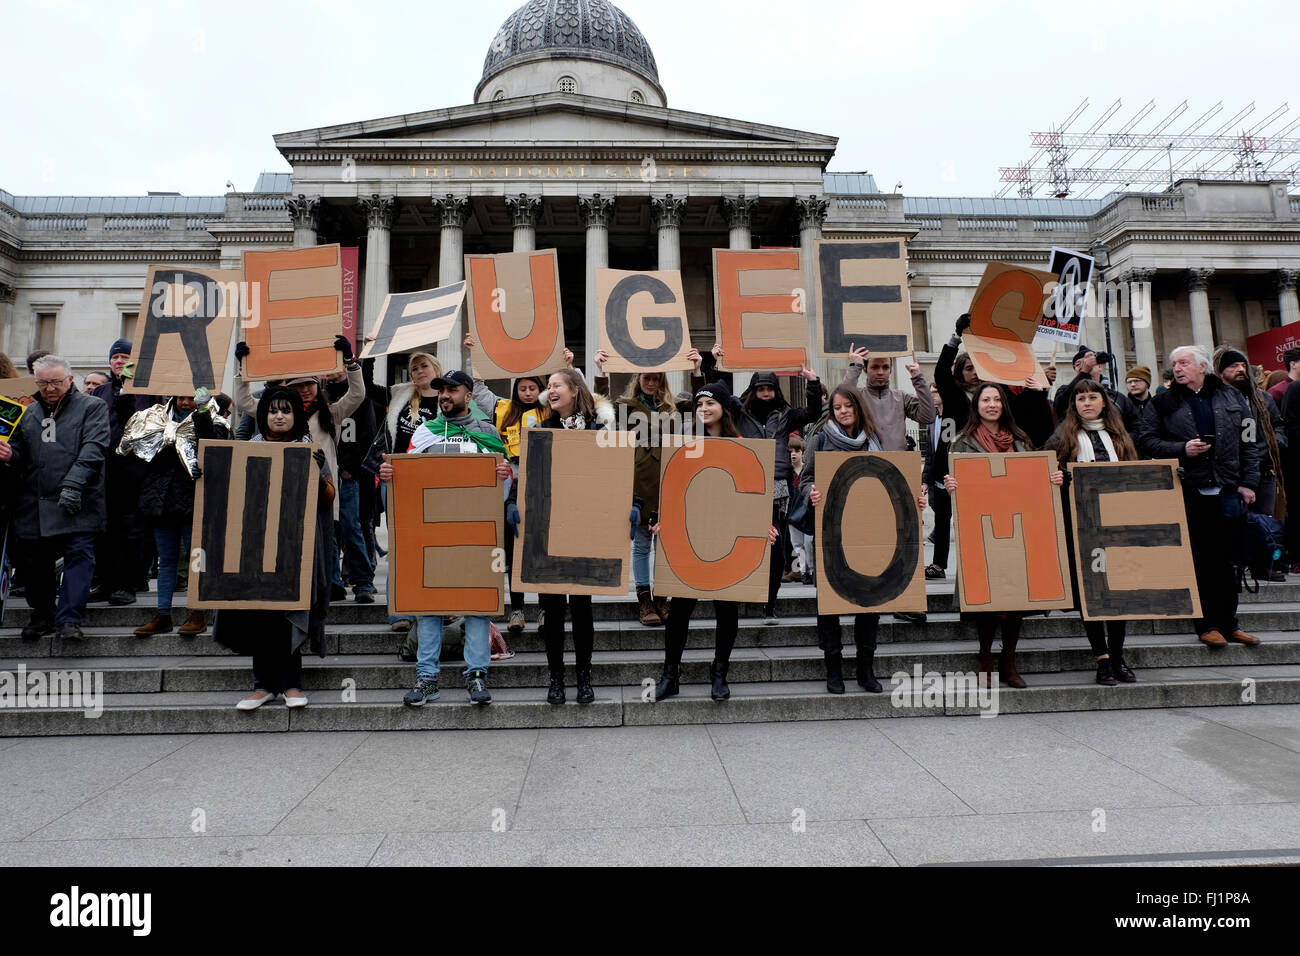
943 382 1058 687
1046 378 1140 685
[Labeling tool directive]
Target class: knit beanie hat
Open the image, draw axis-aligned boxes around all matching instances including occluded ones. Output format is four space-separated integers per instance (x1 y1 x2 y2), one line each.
1125 365 1151 386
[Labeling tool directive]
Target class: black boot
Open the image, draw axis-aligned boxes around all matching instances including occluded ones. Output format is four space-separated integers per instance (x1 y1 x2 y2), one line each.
825 651 845 694
576 669 595 705
709 661 730 701
546 672 565 705
855 643 882 693
653 663 680 701
1095 658 1118 686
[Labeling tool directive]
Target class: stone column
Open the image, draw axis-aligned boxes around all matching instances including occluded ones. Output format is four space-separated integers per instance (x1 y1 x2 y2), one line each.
1186 267 1215 348
433 193 471 371
651 193 688 393
358 193 397 351
796 194 830 387
286 194 321 247
506 193 540 252
1278 269 1300 326
1128 268 1159 374
721 196 757 394
579 193 615 381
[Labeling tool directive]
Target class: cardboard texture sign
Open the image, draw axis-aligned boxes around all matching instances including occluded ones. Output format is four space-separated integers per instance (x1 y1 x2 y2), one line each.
653 437 776 601
189 440 320 610
1068 460 1202 621
359 281 467 359
815 451 926 614
0 395 26 443
123 266 242 395
963 262 1053 389
241 244 344 380
0 377 37 399
713 248 807 371
464 249 567 379
951 451 1073 613
512 429 636 595
814 239 911 359
595 269 693 373
387 452 505 616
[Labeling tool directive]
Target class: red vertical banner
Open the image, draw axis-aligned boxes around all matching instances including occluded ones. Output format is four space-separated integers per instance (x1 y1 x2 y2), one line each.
341 246 359 351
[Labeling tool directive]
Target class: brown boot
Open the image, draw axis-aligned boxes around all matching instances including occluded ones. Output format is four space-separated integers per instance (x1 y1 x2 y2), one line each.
177 611 207 636
976 629 995 687
637 587 659 627
134 613 173 638
999 638 1027 688
653 595 671 624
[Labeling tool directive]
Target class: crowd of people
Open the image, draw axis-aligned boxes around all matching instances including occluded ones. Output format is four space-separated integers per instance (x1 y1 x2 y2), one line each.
0 310 1279 709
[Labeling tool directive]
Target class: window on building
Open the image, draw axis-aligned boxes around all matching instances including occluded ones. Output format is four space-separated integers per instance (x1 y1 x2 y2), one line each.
36 312 56 352
121 312 137 341
629 89 644 103
911 308 930 353
493 89 506 101
557 75 577 94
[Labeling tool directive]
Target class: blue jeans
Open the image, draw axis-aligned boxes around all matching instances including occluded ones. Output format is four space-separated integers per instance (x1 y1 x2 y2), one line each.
632 523 653 589
18 532 96 627
415 615 491 682
153 523 192 612
339 477 374 593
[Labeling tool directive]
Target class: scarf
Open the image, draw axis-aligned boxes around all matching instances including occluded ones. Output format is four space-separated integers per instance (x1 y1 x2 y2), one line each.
423 415 507 455
820 420 882 452
974 422 1015 454
561 413 588 430
1075 418 1117 463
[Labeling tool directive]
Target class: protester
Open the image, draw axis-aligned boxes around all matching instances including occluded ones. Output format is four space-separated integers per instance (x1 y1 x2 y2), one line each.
784 435 812 583
0 355 109 641
0 352 18 378
1125 365 1154 420
25 349 51 373
326 368 379 604
510 367 619 705
651 381 777 702
804 386 924 693
215 388 333 709
1269 348 1300 407
1139 345 1263 647
90 338 153 604
1217 347 1284 518
381 369 513 706
1053 345 1139 433
594 346 704 627
124 389 229 637
943 382 1042 687
1045 380 1141 685
82 371 108 394
1157 367 1174 394
841 345 936 451
921 382 952 580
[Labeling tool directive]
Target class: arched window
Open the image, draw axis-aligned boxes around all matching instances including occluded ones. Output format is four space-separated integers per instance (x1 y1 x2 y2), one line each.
557 75 577 94
493 89 506 101
629 90 645 104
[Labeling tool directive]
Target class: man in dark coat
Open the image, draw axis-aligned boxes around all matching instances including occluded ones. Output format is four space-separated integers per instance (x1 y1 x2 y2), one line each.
1138 345 1264 649
0 355 110 641
1055 345 1139 433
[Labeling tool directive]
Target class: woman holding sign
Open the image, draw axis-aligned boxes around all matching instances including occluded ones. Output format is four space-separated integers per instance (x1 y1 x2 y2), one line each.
508 368 618 705
943 382 1060 688
1045 379 1140 685
650 381 778 702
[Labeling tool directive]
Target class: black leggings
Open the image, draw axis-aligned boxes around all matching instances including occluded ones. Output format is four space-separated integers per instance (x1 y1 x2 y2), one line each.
252 648 303 694
973 613 1023 648
816 613 879 655
663 598 737 668
1084 620 1127 659
539 592 594 673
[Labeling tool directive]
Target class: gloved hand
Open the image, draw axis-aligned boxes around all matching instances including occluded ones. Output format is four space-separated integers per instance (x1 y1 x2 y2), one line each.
629 504 641 540
234 341 250 361
313 449 326 468
506 502 520 531
120 361 135 381
193 386 210 407
955 313 972 337
58 487 82 516
334 334 353 362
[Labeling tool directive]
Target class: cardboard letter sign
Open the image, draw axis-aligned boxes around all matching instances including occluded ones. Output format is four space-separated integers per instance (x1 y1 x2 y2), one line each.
595 269 693 373
951 451 1072 612
0 378 37 399
815 239 911 359
190 440 320 609
654 437 775 601
513 429 636 595
713 249 806 371
0 395 26 442
1068 460 1201 620
387 453 504 616
124 266 242 394
241 244 344 380
359 281 467 359
963 262 1052 389
815 451 926 614
464 249 566 378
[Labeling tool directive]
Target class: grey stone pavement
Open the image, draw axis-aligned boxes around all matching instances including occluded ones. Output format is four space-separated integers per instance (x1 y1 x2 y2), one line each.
2 704 1299 866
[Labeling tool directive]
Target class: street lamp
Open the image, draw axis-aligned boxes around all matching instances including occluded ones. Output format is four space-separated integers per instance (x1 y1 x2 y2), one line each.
1090 241 1114 385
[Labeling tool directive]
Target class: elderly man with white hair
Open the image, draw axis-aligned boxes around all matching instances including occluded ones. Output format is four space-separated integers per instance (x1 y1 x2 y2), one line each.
1137 344 1264 648
0 354 110 641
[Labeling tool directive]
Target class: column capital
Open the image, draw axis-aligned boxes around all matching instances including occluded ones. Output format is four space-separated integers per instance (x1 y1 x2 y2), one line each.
359 194 399 231
1126 267 1157 283
650 193 686 229
505 193 541 228
285 194 321 231
578 193 615 228
719 195 757 229
1277 269 1300 294
795 194 829 229
1185 267 1214 292
432 193 471 228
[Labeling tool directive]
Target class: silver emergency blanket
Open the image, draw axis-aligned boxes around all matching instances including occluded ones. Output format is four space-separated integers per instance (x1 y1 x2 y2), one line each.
117 401 230 478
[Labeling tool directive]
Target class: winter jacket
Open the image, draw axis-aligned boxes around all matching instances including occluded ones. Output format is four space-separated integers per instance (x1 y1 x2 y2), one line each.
595 377 702 518
1138 374 1262 492
799 422 883 504
91 372 152 486
840 366 936 452
137 402 228 523
4 387 110 537
933 337 973 435
742 375 825 484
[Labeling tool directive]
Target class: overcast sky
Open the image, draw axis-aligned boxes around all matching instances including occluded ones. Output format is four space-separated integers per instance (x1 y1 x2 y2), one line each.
5 0 1296 199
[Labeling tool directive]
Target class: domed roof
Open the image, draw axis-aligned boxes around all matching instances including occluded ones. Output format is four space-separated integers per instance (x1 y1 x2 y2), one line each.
479 0 660 96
